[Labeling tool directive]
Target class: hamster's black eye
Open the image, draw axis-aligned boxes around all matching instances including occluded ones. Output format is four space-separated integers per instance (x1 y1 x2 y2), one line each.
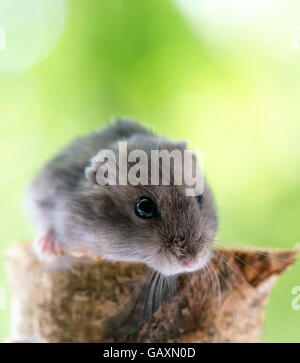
135 197 157 219
197 194 204 209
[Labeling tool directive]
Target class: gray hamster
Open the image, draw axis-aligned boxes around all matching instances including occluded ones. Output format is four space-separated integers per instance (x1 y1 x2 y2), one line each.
27 120 218 275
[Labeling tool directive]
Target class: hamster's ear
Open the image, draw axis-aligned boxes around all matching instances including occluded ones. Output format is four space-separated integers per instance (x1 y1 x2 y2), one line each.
84 156 98 184
85 151 118 185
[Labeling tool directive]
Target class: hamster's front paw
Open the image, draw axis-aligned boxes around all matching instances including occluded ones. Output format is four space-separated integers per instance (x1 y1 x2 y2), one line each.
33 230 98 270
33 230 62 263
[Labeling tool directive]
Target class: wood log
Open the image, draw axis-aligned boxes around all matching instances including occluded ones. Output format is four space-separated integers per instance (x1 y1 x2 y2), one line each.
5 243 298 343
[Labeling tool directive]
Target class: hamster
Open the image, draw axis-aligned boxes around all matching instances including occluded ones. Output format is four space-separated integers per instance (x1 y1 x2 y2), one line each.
27 120 218 275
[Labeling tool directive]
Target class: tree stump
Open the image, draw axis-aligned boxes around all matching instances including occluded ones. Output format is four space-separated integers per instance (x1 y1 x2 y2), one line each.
5 243 297 343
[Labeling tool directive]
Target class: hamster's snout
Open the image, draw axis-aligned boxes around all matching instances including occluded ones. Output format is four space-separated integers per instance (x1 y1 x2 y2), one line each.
181 258 197 269
156 236 211 276
180 249 210 272
168 235 198 257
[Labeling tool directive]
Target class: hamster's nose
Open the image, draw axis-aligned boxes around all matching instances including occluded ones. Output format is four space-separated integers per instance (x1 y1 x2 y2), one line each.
181 257 197 269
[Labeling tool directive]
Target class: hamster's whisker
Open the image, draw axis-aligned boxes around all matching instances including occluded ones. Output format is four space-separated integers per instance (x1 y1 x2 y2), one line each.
210 249 233 294
141 270 157 323
207 260 222 309
122 269 155 327
201 266 211 306
162 274 178 317
216 252 254 290
233 253 264 280
148 271 160 322
191 264 209 310
157 273 164 309
118 269 180 335
205 262 217 302
213 238 299 265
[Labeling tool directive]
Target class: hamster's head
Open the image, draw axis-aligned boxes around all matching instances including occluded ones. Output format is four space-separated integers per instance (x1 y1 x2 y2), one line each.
78 137 218 276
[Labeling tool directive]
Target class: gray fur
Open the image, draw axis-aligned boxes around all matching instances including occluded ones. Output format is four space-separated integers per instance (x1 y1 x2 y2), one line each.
27 120 218 275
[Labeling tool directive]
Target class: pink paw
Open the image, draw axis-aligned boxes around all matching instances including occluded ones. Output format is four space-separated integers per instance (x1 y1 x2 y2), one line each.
34 230 62 261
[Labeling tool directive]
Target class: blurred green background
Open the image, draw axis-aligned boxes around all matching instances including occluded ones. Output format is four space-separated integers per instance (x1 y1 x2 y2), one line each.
0 0 300 342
